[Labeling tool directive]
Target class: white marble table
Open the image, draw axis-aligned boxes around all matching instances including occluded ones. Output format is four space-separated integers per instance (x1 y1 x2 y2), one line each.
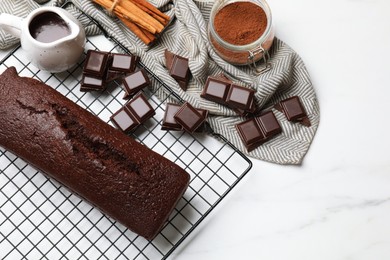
1 0 390 259
171 0 390 259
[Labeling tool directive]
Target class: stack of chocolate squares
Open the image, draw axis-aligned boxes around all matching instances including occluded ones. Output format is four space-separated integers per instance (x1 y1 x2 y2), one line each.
164 50 191 91
201 75 256 116
161 102 208 133
81 50 139 92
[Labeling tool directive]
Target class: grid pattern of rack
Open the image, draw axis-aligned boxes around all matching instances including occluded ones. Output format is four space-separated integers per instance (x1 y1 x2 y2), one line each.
0 4 252 260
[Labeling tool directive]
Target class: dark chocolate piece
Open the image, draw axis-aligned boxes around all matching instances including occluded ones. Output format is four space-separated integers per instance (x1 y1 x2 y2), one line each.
236 118 265 152
82 50 142 92
256 111 282 137
110 93 155 133
125 93 155 124
162 103 208 132
110 53 138 73
170 55 190 90
201 75 258 115
122 69 150 99
161 103 182 131
236 111 282 152
226 84 255 110
165 50 191 91
83 50 109 77
174 102 205 133
110 106 138 133
201 76 231 104
80 74 105 92
275 96 311 127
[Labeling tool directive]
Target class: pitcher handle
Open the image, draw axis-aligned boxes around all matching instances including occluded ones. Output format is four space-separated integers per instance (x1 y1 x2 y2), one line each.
0 13 23 38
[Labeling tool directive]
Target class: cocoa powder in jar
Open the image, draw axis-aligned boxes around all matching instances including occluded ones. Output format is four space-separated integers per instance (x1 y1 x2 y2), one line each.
210 1 273 65
214 2 267 45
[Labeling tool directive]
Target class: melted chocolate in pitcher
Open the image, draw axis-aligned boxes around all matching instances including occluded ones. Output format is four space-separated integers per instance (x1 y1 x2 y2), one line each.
29 12 70 43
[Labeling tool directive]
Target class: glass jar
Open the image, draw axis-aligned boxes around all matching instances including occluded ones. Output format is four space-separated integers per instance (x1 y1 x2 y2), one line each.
208 0 274 71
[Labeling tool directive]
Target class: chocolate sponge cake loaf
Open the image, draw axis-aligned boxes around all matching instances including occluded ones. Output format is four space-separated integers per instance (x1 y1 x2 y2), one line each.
0 67 190 240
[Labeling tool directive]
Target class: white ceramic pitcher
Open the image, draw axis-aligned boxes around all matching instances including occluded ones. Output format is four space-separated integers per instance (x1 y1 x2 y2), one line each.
0 7 86 73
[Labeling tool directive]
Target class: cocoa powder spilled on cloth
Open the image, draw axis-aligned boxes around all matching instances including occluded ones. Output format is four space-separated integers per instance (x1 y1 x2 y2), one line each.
214 1 267 45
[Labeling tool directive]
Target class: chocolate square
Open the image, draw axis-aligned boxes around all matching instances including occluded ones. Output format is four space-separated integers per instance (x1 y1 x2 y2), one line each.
226 84 255 110
165 50 191 91
110 107 138 133
236 110 282 152
80 74 105 92
201 76 231 104
170 56 190 91
162 103 208 132
125 93 155 124
161 103 182 131
122 69 150 99
275 96 311 127
170 56 189 81
84 50 109 77
281 96 305 121
110 53 138 73
236 118 266 152
256 111 282 137
174 102 204 133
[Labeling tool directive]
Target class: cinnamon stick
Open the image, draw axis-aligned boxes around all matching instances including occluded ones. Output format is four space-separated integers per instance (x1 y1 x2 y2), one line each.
119 16 154 45
117 0 165 33
129 0 170 22
131 1 168 25
92 0 168 45
93 0 157 34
